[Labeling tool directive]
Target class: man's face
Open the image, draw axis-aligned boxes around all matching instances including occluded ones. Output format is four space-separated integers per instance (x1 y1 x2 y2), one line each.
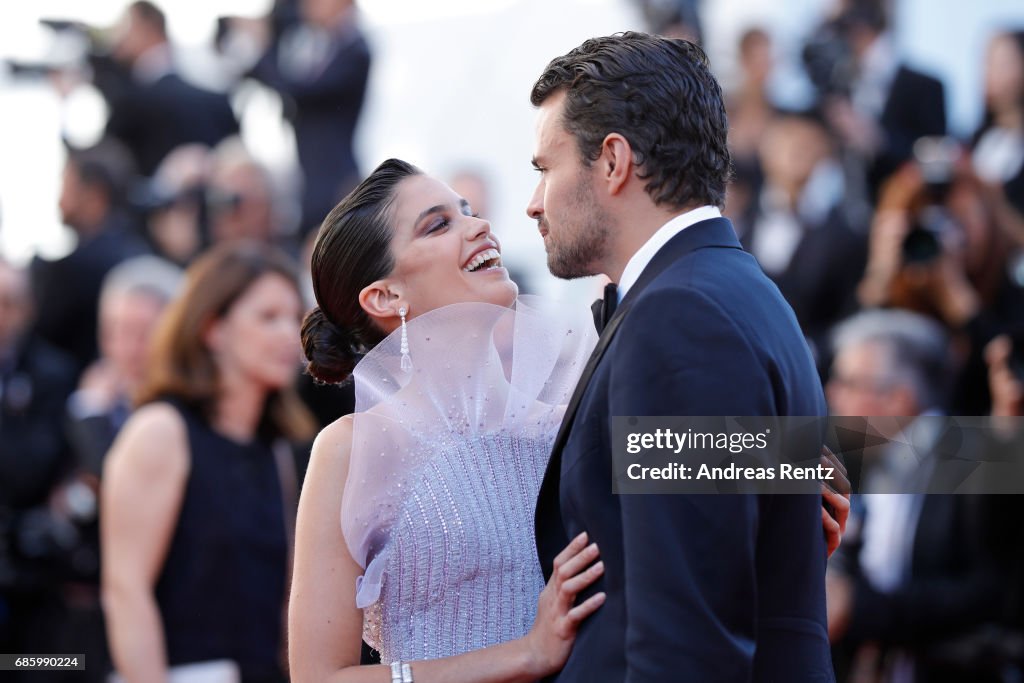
99 290 166 386
527 90 612 280
826 341 914 417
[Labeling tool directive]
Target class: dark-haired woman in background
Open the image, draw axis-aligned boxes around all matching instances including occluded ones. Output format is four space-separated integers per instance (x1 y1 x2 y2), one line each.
974 30 1024 244
101 242 316 682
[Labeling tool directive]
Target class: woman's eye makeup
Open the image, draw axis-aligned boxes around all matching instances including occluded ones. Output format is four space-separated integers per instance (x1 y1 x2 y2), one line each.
425 216 450 234
420 201 476 235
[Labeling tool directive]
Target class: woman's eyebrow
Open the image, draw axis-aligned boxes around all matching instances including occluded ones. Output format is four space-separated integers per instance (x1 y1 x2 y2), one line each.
415 204 449 225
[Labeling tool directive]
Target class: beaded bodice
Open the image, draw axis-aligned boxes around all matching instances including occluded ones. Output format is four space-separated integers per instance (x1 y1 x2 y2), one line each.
342 298 595 661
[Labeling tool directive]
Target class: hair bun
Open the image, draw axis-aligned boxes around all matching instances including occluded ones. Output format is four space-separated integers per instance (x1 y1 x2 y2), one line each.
301 307 360 384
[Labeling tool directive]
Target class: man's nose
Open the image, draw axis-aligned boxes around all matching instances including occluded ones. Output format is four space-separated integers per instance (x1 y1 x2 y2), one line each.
526 184 544 220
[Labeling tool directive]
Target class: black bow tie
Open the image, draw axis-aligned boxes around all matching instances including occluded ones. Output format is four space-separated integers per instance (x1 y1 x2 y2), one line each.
591 282 619 334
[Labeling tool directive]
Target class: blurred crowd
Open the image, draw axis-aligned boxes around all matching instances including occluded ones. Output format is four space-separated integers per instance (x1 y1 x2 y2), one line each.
0 0 1022 680
715 1 1024 681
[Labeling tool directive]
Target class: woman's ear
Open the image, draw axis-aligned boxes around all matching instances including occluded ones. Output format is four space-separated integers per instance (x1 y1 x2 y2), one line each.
359 280 403 327
202 316 224 354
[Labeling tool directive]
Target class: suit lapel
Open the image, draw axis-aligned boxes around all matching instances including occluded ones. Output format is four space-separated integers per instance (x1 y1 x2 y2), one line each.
552 217 741 459
535 217 742 575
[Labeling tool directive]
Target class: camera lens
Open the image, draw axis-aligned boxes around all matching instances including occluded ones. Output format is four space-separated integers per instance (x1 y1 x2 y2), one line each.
902 226 941 264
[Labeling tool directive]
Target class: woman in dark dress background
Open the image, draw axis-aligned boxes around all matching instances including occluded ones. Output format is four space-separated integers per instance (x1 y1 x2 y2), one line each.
101 241 315 682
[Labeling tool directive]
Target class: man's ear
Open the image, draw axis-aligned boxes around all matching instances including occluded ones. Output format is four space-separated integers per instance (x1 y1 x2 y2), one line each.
600 133 634 196
359 280 402 325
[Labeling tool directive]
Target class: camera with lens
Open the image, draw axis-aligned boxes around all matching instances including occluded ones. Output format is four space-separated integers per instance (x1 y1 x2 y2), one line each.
901 137 962 264
5 19 130 105
802 21 856 100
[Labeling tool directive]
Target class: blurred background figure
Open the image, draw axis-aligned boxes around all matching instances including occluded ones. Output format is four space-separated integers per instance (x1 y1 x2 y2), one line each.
0 258 78 682
30 137 148 374
104 1 238 177
634 0 703 43
825 309 1013 683
986 333 1024 418
724 26 775 220
856 157 1024 414
449 167 492 220
67 255 183 480
206 139 288 249
973 30 1024 247
736 109 867 370
101 241 314 683
247 0 371 235
810 0 946 201
139 144 213 266
37 255 184 683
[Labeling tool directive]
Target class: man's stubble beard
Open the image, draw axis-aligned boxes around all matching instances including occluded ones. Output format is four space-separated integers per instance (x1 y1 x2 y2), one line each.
546 171 613 280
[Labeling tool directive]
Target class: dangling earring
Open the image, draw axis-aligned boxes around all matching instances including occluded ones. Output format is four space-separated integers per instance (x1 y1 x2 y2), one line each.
399 306 412 372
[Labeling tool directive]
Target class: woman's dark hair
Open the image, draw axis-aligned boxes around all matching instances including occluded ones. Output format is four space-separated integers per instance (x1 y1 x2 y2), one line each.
137 240 316 442
302 158 422 384
530 31 732 210
975 30 1024 141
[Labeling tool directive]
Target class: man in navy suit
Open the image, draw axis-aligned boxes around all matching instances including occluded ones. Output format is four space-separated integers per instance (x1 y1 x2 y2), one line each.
528 33 835 682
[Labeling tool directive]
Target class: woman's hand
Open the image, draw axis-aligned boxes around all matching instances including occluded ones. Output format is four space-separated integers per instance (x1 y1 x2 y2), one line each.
521 531 605 679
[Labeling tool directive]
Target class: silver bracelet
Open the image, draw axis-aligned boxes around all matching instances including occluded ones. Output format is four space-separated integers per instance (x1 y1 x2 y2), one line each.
390 661 402 683
402 663 414 683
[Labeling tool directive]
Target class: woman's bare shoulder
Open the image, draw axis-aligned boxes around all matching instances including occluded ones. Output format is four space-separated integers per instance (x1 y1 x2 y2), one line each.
306 413 356 481
103 402 190 491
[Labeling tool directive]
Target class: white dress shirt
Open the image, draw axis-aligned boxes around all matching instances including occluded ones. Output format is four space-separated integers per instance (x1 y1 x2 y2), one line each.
617 205 722 301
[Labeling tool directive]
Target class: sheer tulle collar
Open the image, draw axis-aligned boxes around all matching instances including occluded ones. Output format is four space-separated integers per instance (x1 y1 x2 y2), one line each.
350 296 596 433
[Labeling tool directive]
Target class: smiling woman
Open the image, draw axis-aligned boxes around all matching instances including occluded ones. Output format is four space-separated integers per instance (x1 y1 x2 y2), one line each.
287 158 608 682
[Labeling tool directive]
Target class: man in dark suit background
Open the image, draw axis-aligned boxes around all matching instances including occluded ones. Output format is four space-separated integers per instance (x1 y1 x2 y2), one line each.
103 1 239 177
30 138 148 373
736 110 868 374
528 33 834 682
825 309 1008 683
822 0 947 200
249 0 371 234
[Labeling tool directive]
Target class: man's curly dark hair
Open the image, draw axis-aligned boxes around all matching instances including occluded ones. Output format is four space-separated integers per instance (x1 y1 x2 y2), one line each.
530 31 732 209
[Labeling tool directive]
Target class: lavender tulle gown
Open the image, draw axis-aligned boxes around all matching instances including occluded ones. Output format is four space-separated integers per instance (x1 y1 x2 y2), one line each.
341 296 596 662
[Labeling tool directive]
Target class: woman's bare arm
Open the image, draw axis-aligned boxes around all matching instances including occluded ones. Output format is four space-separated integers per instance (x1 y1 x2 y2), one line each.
101 403 190 682
288 417 604 683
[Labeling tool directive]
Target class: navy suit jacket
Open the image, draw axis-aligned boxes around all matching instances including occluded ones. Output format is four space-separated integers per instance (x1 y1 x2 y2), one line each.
534 217 834 682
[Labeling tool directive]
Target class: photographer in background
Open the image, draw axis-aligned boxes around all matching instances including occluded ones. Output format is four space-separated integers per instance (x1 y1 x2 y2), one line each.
205 140 285 249
806 0 946 201
104 1 238 177
247 0 371 234
857 140 1024 414
139 144 212 267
